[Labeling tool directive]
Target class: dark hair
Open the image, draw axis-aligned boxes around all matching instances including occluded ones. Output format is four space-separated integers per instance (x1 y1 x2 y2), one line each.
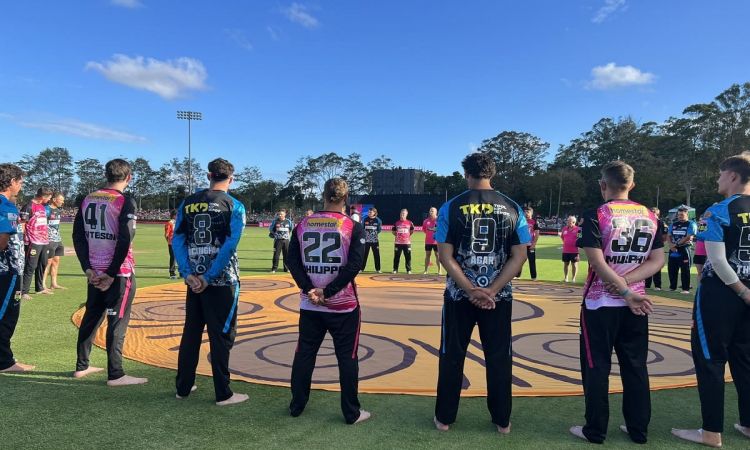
52 191 64 199
323 178 349 203
719 152 750 184
523 206 533 212
170 209 177 218
207 158 235 182
461 152 496 179
277 208 287 214
601 160 634 191
369 207 378 216
0 164 25 192
36 186 53 197
105 159 132 183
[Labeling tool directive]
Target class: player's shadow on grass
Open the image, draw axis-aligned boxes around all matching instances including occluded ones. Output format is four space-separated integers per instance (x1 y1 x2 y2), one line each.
1 372 104 386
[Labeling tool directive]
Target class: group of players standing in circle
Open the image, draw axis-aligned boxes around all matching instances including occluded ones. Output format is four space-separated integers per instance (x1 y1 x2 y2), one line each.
0 150 749 447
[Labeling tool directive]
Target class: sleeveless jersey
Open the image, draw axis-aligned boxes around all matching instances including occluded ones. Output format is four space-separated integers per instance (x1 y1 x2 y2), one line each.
698 194 750 281
579 200 663 309
173 189 246 286
296 212 359 313
436 189 530 302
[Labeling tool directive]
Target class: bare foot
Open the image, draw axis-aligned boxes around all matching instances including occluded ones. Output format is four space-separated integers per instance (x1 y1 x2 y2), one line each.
569 425 589 442
107 375 148 386
620 425 628 434
496 422 511 434
51 285 67 290
36 289 54 295
176 385 198 399
0 362 35 373
216 393 249 406
20 294 32 301
671 428 722 448
735 424 750 439
433 416 449 431
354 410 371 424
73 366 104 378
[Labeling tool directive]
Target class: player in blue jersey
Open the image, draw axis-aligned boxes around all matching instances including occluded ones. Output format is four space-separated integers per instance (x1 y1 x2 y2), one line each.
173 158 248 406
667 206 697 294
433 152 530 433
0 164 34 373
673 153 750 448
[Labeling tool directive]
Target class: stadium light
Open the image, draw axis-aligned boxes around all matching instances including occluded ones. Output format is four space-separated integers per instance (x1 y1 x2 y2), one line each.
177 110 203 193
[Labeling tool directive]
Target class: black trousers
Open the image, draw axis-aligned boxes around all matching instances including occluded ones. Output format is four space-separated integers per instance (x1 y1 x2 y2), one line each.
668 251 691 291
176 284 239 402
579 306 650 444
290 306 362 424
272 239 289 271
0 274 20 370
644 271 662 289
435 296 512 427
393 244 411 272
363 243 380 271
76 276 136 380
167 244 176 277
517 247 537 279
21 243 48 294
691 277 750 433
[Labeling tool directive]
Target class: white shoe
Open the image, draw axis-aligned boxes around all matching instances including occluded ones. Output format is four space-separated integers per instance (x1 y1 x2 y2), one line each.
107 375 148 386
376 270 382 274
423 271 428 275
270 270 276 274
569 425 589 442
681 290 691 294
216 393 249 406
407 271 412 275
654 287 662 291
392 271 397 274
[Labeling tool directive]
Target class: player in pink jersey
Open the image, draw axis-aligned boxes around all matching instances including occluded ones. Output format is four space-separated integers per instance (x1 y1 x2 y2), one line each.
693 210 709 282
72 159 147 387
392 208 414 274
19 186 52 299
570 161 665 445
560 215 580 283
422 206 441 275
286 178 370 424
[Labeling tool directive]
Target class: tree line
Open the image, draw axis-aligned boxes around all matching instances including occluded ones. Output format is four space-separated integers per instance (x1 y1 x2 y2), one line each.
14 81 750 215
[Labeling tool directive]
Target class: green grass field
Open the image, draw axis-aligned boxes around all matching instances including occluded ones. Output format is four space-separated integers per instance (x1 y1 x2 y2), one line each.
2 225 746 449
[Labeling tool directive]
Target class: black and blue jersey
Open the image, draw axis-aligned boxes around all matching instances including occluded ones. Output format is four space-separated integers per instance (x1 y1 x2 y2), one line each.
269 218 294 241
435 189 531 302
698 194 750 281
362 216 382 243
668 220 697 258
173 189 246 286
0 195 23 276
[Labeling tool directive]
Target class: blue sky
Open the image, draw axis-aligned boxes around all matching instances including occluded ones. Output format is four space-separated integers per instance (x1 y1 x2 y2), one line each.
1 1 749 180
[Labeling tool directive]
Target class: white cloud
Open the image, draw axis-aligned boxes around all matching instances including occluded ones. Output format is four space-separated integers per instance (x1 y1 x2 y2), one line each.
85 54 208 100
1 114 146 143
267 26 280 41
225 29 253 51
282 3 319 29
111 0 143 8
592 0 626 24
587 62 655 90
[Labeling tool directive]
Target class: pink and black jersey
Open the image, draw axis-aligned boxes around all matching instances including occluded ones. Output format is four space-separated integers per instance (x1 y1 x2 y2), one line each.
72 189 136 277
422 217 438 245
526 217 539 245
21 201 49 245
561 225 580 254
579 200 663 309
394 219 414 245
287 211 365 313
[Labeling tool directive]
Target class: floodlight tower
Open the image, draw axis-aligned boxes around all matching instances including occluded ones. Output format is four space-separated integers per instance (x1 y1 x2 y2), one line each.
176 110 202 193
